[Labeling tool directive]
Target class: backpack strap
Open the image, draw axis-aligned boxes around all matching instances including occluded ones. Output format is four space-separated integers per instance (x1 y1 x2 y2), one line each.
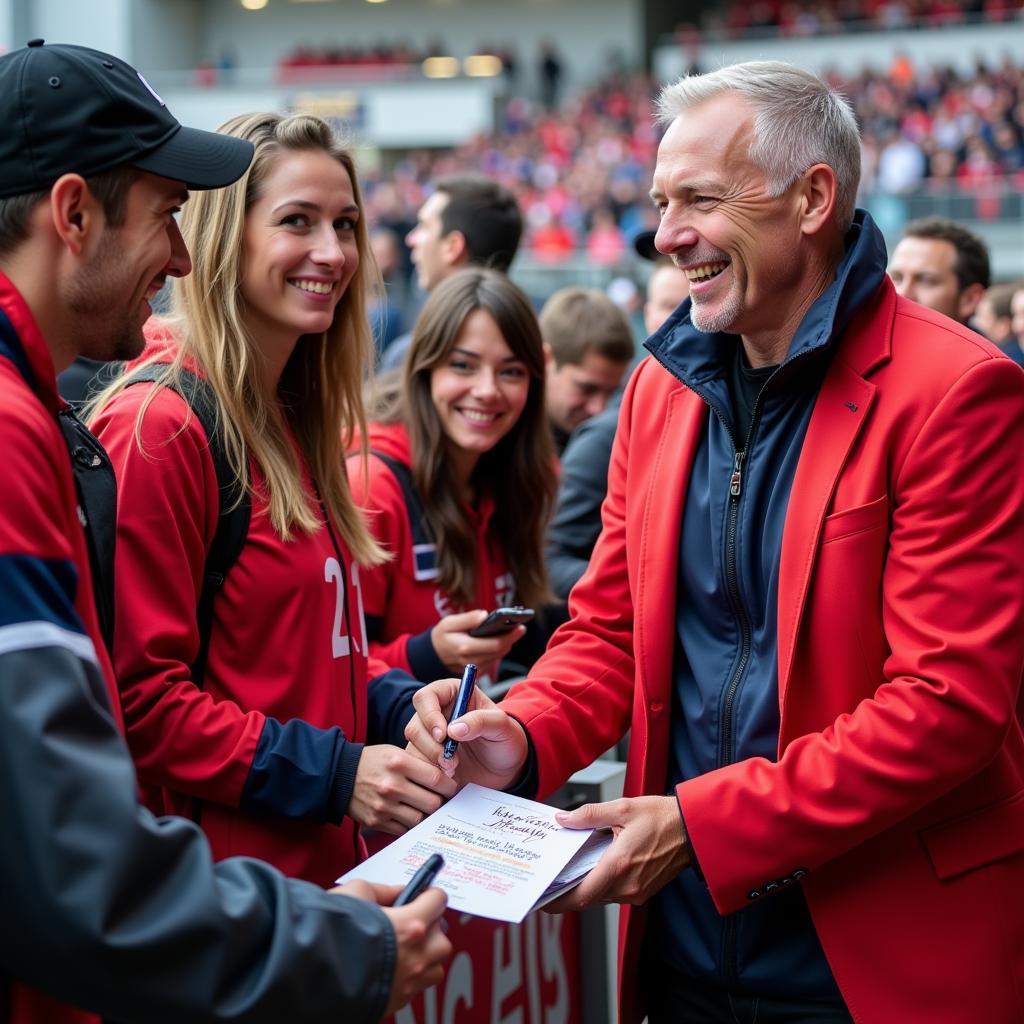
124 366 251 686
58 406 118 652
369 449 438 581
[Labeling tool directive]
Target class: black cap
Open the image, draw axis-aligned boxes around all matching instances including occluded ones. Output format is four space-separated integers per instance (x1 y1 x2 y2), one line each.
0 40 254 199
633 229 659 262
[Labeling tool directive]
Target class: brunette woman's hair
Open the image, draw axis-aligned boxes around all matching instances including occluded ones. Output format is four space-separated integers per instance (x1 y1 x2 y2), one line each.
370 269 556 608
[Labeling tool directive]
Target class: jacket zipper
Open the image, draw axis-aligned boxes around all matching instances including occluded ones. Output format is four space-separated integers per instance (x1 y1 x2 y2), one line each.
662 346 818 989
718 422 756 987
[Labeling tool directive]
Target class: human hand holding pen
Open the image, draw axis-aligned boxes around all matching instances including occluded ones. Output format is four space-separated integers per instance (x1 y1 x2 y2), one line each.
405 673 529 789
442 664 478 761
327 877 451 1014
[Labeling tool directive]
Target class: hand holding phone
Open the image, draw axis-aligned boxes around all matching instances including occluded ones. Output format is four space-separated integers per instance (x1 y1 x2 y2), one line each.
468 606 535 638
393 853 446 907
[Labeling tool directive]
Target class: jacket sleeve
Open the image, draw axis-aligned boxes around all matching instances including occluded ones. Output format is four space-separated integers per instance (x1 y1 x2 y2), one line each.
92 387 356 823
346 452 421 675
545 406 619 599
0 643 395 1024
0 397 394 1023
367 661 423 748
675 357 1024 914
501 371 641 787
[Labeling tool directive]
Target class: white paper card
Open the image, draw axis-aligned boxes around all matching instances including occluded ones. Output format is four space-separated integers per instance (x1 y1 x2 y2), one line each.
338 784 612 923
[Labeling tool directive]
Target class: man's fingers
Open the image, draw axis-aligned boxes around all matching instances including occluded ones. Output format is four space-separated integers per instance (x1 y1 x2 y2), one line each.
401 755 459 800
403 885 448 919
412 680 460 743
328 878 377 901
365 883 404 904
555 799 624 830
448 707 519 744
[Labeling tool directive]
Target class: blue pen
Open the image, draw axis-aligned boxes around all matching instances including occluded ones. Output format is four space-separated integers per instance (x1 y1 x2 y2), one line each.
443 663 477 760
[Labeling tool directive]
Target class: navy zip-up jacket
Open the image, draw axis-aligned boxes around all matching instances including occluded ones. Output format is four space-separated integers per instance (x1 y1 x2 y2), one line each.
643 212 887 998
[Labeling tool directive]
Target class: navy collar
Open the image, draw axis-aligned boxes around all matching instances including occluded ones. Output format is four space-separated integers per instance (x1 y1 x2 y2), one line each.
645 210 888 390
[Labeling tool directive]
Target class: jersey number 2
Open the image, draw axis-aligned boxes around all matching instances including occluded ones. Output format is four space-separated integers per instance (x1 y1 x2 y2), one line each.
324 558 368 659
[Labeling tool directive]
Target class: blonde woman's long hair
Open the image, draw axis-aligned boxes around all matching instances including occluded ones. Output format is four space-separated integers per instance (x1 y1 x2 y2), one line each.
89 111 385 565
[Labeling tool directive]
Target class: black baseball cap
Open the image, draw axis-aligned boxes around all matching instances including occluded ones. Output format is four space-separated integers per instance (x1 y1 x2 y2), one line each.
0 40 254 199
633 229 659 262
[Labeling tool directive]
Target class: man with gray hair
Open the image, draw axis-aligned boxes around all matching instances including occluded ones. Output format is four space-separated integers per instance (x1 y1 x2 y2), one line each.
406 60 1024 1023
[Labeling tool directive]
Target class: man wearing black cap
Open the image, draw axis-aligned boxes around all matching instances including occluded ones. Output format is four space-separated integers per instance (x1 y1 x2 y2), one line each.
0 41 449 1024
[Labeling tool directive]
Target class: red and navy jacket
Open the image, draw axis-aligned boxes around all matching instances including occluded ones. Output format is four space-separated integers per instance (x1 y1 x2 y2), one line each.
347 421 515 686
92 335 421 886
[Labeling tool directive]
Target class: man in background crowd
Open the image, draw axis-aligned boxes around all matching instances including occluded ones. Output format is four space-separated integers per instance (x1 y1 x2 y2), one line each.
538 286 634 455
887 215 990 324
974 281 1024 365
545 240 688 598
379 175 522 369
1011 282 1024 363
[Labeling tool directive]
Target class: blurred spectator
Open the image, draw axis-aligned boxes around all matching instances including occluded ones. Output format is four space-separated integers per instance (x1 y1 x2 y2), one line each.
644 261 692 339
974 281 1024 364
692 0 1015 37
538 42 564 110
380 176 522 370
888 215 990 323
545 244 688 599
539 287 634 455
876 133 927 193
607 275 646 343
368 227 408 358
530 212 577 263
586 207 627 266
1009 283 1024 363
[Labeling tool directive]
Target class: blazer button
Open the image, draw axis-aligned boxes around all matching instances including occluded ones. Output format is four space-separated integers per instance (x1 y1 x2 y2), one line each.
792 869 808 880
747 890 761 901
780 876 793 887
764 882 780 894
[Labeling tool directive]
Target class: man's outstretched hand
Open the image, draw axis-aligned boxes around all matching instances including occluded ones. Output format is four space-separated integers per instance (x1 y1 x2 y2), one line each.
544 795 692 911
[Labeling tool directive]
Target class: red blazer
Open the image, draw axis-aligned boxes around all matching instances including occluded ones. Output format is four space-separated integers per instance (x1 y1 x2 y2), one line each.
502 280 1024 1023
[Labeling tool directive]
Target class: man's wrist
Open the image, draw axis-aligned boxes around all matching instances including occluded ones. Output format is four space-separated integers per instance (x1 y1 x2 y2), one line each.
675 794 703 882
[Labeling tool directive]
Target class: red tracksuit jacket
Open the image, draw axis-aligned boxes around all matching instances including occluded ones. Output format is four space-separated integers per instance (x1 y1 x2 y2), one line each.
503 281 1024 1023
93 346 378 886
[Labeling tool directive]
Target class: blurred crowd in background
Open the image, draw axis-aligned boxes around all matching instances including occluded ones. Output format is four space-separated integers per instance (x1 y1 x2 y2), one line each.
358 55 1022 300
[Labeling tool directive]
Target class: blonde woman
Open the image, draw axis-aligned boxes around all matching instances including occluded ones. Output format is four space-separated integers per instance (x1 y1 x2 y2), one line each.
90 112 454 886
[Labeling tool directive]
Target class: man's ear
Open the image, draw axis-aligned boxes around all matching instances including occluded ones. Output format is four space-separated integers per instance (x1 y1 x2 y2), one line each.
958 281 986 323
543 341 555 373
442 229 468 268
48 174 102 256
797 163 838 238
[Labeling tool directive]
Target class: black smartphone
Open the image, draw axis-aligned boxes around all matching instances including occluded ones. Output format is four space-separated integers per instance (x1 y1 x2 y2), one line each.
393 853 445 907
468 606 536 638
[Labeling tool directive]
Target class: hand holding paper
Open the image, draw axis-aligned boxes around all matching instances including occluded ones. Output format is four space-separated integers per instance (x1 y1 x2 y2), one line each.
406 679 529 788
546 795 692 911
350 743 458 834
339 784 612 924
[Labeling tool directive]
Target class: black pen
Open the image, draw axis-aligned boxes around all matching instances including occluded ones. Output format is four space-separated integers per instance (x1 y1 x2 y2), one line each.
393 853 445 907
443 663 477 760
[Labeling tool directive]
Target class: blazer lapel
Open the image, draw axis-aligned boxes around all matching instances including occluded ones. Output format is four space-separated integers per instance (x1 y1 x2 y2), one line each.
777 282 896 716
635 387 705 708
777 361 875 715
